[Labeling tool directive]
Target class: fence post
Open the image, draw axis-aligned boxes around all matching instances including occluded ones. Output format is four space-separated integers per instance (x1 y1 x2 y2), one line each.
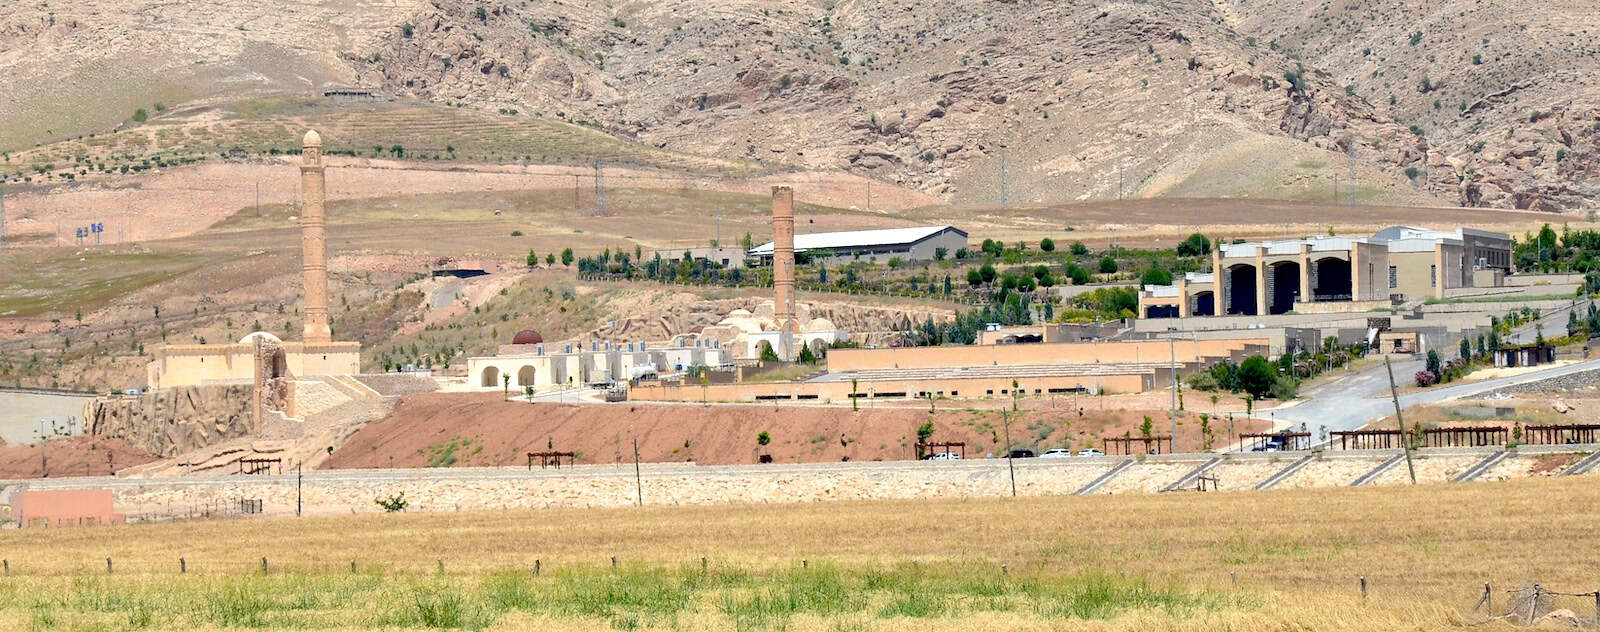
261 557 268 574
351 561 356 574
437 560 444 575
180 558 186 574
611 556 617 569
106 558 112 574
2 560 7 576
1359 576 1367 601
534 559 541 576
700 557 707 574
1592 591 1598 626
1527 584 1540 625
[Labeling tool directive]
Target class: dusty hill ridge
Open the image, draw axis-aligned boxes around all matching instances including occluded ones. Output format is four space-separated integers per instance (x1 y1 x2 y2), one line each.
2 0 1596 209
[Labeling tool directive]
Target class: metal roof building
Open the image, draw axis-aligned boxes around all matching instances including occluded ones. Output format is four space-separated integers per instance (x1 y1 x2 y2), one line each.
748 225 968 264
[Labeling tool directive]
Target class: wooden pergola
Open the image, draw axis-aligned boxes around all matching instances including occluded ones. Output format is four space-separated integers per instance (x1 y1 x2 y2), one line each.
1421 426 1507 447
916 442 966 460
1330 430 1405 450
1103 435 1172 455
236 458 282 475
526 451 576 469
1523 424 1600 445
1238 432 1311 451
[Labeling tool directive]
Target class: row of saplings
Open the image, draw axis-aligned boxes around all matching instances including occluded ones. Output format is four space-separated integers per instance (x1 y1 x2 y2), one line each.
1184 338 1367 404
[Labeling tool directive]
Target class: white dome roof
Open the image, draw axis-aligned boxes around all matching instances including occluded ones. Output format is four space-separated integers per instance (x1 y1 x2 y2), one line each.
240 331 283 345
303 130 322 146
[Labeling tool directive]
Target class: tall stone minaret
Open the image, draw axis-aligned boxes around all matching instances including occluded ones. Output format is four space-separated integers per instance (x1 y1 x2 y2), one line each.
300 130 332 344
772 184 795 359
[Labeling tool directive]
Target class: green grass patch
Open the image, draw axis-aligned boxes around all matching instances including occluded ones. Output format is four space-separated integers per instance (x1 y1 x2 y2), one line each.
1424 293 1574 305
0 251 216 317
0 563 1255 630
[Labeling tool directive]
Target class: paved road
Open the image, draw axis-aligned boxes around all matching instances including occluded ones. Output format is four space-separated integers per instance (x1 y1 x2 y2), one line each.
1271 355 1600 439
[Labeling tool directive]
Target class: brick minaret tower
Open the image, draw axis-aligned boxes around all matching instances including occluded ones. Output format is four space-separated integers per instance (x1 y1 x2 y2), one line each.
300 130 332 344
772 185 796 359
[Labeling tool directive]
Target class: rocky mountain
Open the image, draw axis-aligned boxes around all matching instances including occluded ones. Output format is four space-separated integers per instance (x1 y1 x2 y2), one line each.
3 0 1596 210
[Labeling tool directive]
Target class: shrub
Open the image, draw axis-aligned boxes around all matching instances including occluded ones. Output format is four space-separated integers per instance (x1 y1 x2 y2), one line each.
510 230 523 237
1184 370 1219 391
1070 242 1089 256
1067 264 1090 285
757 431 771 446
1414 370 1438 387
1040 237 1055 252
1140 268 1172 286
1237 356 1275 399
1097 256 1119 274
132 108 148 123
1176 233 1211 257
375 492 409 512
1270 376 1298 400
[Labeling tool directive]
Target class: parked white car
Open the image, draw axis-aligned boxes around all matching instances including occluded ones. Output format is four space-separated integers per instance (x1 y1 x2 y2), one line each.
1038 448 1073 459
927 451 962 461
1075 448 1105 457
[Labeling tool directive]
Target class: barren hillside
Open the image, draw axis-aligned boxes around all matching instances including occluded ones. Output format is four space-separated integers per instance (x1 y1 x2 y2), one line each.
3 0 1596 210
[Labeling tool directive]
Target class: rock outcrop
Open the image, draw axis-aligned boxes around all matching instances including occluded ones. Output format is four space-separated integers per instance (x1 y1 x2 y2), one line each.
84 385 253 458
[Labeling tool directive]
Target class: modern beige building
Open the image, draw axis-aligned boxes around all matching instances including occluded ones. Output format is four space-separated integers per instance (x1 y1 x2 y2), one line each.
1139 227 1511 318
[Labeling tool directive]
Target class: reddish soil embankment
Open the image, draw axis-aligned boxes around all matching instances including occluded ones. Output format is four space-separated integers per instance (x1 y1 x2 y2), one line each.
0 437 159 479
322 393 1270 468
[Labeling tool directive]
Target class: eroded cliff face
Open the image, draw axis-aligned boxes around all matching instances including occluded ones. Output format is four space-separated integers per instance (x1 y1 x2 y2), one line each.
84 385 253 457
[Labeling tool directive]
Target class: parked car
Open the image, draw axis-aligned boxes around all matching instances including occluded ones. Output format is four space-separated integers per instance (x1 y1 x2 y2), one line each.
1075 448 1105 457
1038 448 1073 459
927 451 962 461
1005 449 1036 459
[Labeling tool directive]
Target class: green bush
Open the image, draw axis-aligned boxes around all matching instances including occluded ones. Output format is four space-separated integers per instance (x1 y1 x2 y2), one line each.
1098 256 1119 274
132 108 148 123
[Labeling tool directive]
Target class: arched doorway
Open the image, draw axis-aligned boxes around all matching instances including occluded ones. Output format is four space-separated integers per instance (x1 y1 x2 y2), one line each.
517 365 536 388
1192 291 1215 316
481 366 500 388
1227 264 1257 315
1268 261 1300 315
1313 257 1351 300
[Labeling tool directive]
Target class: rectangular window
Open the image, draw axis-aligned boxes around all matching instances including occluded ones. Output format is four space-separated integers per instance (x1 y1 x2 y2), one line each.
1430 265 1437 287
1388 266 1398 289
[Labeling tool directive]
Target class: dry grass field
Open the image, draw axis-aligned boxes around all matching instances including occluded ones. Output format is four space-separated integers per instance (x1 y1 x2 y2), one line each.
0 476 1593 630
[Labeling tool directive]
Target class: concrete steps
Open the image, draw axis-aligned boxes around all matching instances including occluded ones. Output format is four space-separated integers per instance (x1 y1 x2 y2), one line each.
1075 458 1134 495
1350 454 1405 486
1255 454 1316 490
1160 457 1224 492
1451 450 1510 483
1559 451 1600 476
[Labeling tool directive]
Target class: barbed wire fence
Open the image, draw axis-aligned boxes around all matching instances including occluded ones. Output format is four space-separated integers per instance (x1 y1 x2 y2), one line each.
1465 582 1600 627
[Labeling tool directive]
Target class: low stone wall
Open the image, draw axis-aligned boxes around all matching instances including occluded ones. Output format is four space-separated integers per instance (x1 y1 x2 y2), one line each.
22 448 1594 519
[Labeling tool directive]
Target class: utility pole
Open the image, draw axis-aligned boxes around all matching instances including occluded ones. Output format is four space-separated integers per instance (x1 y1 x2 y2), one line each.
0 184 7 249
1383 356 1417 485
1170 337 1178 454
1002 410 1016 497
572 174 580 211
296 461 303 516
1347 145 1358 205
865 180 871 213
715 215 721 248
37 420 46 478
593 158 605 217
255 181 260 218
633 438 643 506
998 149 1008 210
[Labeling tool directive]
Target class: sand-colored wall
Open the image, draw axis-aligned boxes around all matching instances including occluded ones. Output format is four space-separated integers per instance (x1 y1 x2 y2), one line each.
148 342 359 389
827 339 1266 372
630 372 1152 403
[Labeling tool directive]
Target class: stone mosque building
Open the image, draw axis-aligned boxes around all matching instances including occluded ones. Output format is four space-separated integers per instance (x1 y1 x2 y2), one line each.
144 131 361 426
